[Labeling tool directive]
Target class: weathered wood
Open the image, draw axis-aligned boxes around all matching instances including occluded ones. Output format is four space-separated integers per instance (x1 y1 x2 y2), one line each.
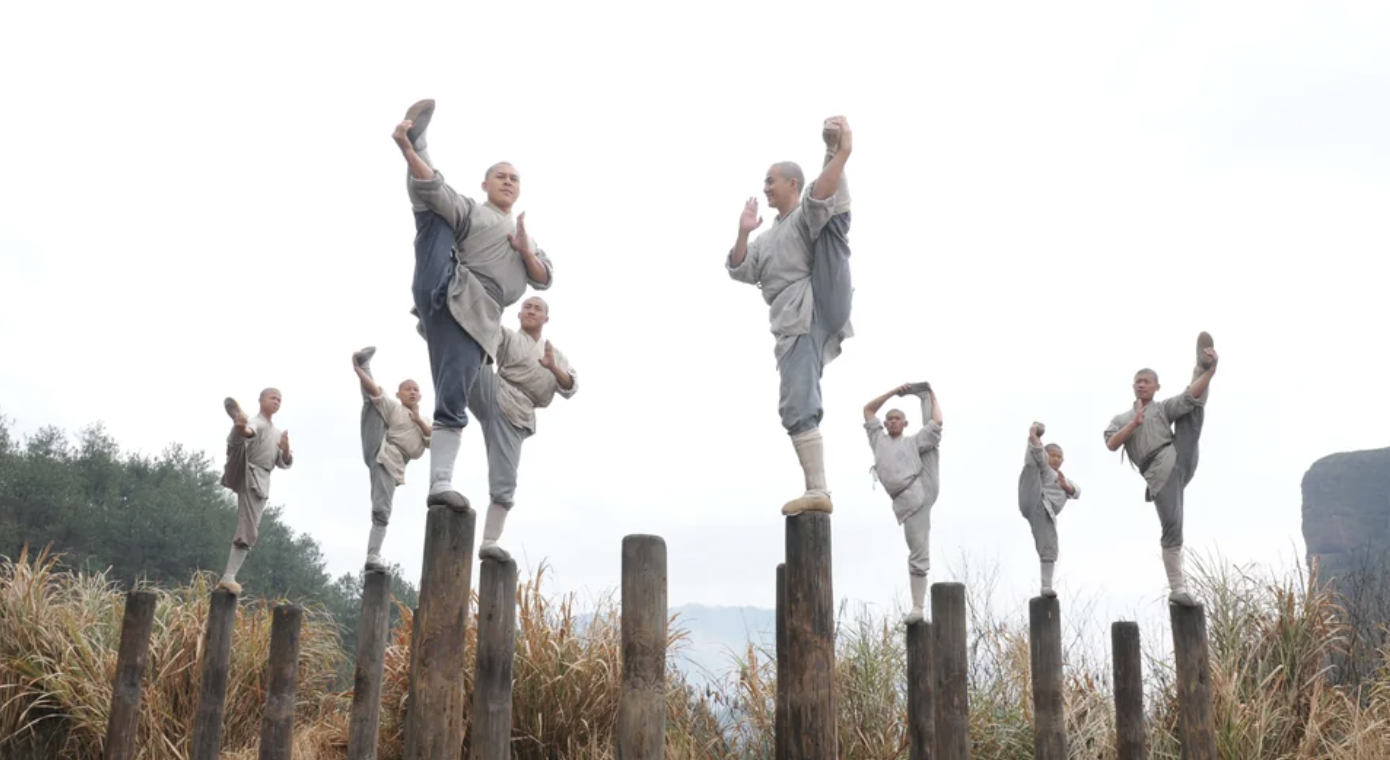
1111 621 1145 760
932 582 969 760
348 571 393 760
1029 596 1066 760
775 563 789 760
907 620 935 760
103 590 157 760
470 558 518 760
258 604 304 760
1171 603 1217 760
190 588 238 760
785 513 835 760
617 535 667 760
402 505 477 760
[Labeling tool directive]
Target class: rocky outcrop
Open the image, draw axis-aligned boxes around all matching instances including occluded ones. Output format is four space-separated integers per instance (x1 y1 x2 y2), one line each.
1302 447 1390 581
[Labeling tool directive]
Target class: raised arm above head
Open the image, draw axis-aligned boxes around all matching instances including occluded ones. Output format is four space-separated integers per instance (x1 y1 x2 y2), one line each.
864 384 907 422
354 361 382 399
809 116 852 202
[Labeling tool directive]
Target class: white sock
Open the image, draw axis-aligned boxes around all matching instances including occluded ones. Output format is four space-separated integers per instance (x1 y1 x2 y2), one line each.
222 546 249 581
428 427 462 495
481 503 509 546
909 574 927 613
1041 560 1056 591
1162 546 1188 595
367 524 387 556
790 428 828 494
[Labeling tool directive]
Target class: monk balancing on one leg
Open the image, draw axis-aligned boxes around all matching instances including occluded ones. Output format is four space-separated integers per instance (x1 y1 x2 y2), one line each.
1018 422 1080 598
469 296 578 562
863 381 942 624
393 99 554 511
217 389 293 595
727 116 854 515
1104 332 1218 606
352 347 431 572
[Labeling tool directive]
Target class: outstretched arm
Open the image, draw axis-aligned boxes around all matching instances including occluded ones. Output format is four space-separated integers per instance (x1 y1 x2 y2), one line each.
923 389 942 426
1187 349 1218 399
809 117 852 201
355 363 382 399
864 384 907 422
393 121 435 181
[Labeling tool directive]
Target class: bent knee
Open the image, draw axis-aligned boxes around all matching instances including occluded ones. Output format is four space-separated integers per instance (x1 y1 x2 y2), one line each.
371 509 391 526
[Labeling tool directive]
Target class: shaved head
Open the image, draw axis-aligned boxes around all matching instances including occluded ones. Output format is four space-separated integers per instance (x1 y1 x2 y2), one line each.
1045 443 1063 456
772 161 805 192
485 161 516 179
1135 368 1159 383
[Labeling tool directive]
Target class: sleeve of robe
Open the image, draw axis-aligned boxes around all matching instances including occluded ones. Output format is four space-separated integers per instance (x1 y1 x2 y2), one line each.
1103 412 1129 443
726 237 763 285
528 241 555 290
275 438 293 469
796 192 837 240
1025 443 1050 471
408 170 477 232
1160 391 1203 421
915 421 943 453
553 344 578 400
1066 479 1082 499
864 418 884 449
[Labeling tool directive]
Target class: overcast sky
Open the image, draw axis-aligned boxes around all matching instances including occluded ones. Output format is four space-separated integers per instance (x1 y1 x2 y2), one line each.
3 1 1389 646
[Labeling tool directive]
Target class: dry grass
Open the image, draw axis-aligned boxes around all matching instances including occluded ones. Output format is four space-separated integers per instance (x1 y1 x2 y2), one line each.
11 546 1390 759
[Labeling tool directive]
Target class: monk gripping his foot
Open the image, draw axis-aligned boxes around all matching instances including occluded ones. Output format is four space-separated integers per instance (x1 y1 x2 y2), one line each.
1018 422 1080 598
352 347 431 572
217 390 293 595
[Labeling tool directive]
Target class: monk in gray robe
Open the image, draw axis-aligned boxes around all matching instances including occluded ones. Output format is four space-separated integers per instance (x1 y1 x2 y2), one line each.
1104 332 1218 606
217 389 293 595
469 296 578 562
863 381 942 624
351 347 431 572
727 116 854 516
1018 422 1080 598
392 99 555 512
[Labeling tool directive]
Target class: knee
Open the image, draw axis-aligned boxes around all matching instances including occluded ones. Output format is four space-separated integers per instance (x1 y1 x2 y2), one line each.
371 508 391 526
233 539 251 550
489 494 514 509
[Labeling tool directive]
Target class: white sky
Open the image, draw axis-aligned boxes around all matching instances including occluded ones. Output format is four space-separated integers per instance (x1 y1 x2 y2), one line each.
3 1 1389 646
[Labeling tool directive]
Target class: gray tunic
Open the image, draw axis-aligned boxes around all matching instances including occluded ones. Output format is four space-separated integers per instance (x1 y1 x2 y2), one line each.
1104 392 1202 497
865 401 942 523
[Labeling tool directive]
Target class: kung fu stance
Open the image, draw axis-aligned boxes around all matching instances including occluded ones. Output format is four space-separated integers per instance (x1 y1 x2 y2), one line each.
352 347 431 572
726 116 854 515
1103 332 1218 606
217 390 293 595
1018 422 1080 598
863 382 942 624
393 99 554 511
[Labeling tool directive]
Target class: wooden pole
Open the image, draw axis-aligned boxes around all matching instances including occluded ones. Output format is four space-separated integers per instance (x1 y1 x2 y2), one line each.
785 513 835 760
402 505 477 760
775 563 789 760
469 557 518 760
932 582 969 760
348 571 393 760
906 620 935 760
1111 621 1145 760
617 535 667 760
190 587 238 760
258 604 304 760
1171 603 1217 759
103 590 157 760
1028 596 1066 760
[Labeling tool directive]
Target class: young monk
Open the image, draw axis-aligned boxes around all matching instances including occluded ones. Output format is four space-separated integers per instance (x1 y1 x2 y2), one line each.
1018 422 1080 598
863 381 942 624
352 347 431 572
393 99 554 512
726 116 854 516
1104 332 1218 606
469 296 578 562
217 389 293 595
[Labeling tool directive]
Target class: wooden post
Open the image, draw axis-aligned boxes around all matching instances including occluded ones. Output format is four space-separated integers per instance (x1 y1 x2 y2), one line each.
932 582 969 760
775 563 788 760
402 505 477 760
1171 603 1217 759
1028 596 1066 760
470 558 518 760
258 604 303 760
785 513 835 760
1111 621 1145 760
190 588 238 760
348 571 393 760
617 535 667 760
103 590 157 760
906 620 935 760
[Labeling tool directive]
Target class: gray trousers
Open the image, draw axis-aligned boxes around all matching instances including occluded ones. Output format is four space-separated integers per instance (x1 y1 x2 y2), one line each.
1151 405 1205 548
467 366 531 509
412 209 486 429
778 212 852 435
360 378 398 527
897 478 931 576
224 429 269 550
1018 456 1060 563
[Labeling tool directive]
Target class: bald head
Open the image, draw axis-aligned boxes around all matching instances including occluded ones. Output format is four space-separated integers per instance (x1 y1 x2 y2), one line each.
258 387 283 416
519 295 551 334
481 162 521 212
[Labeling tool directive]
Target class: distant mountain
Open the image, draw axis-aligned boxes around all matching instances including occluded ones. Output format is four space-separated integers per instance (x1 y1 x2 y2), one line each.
1302 447 1390 583
669 604 776 686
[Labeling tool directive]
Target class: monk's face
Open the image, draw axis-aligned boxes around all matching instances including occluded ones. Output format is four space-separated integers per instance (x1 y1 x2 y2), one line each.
481 163 520 210
1047 446 1064 470
397 380 422 409
764 166 799 212
259 388 282 415
885 410 908 437
1132 372 1158 402
518 297 549 332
